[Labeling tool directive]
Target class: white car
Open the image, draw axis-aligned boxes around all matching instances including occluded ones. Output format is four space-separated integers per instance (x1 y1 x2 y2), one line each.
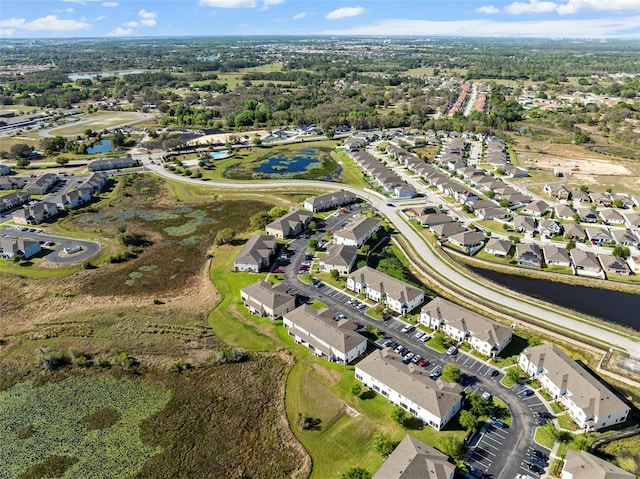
414 331 424 339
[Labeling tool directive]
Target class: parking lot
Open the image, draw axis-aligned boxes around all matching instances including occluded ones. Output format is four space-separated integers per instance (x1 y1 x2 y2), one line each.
278 205 555 479
0 226 101 263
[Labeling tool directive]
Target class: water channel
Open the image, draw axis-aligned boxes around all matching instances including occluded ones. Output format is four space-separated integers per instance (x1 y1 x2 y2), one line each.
468 265 640 333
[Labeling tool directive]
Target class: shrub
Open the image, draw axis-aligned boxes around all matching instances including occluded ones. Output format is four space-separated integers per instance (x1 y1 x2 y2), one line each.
371 432 397 457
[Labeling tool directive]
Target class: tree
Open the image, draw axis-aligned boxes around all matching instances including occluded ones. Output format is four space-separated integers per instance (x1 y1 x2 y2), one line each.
341 467 371 479
16 158 31 168
390 406 409 428
309 239 319 250
459 410 479 431
579 185 588 192
467 393 489 416
442 363 460 383
566 239 576 251
214 228 236 246
55 157 70 166
612 245 630 259
506 367 523 384
330 269 340 281
508 235 520 245
10 143 32 159
371 432 397 457
351 382 362 397
438 436 466 461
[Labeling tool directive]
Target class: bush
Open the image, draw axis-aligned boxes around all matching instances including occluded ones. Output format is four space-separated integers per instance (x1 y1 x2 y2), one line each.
36 348 67 371
371 432 397 457
341 467 371 479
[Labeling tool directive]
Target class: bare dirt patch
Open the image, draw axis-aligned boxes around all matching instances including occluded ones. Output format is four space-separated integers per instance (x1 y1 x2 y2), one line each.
519 152 633 177
188 129 269 146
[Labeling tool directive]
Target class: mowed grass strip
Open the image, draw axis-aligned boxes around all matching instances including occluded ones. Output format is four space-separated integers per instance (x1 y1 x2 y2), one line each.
208 243 279 351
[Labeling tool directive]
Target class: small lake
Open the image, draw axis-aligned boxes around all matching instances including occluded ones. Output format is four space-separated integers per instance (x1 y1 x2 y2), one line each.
254 151 322 174
87 139 113 154
468 265 640 332
223 148 339 180
68 70 145 81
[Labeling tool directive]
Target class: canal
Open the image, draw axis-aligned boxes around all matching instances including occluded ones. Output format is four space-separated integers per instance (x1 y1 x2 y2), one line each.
468 265 640 333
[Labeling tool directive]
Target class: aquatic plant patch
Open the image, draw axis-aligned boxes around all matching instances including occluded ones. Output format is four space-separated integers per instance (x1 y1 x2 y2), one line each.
0 377 170 479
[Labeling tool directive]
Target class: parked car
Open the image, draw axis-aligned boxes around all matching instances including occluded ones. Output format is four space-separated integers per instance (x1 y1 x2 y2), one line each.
491 418 506 429
421 334 431 342
521 388 534 397
411 355 421 364
394 345 404 354
429 367 442 379
414 331 424 339
446 346 458 355
417 358 429 367
401 324 415 334
530 449 548 461
273 268 284 273
482 391 492 401
490 369 499 378
526 463 545 475
469 465 486 478
536 412 554 419
528 455 547 467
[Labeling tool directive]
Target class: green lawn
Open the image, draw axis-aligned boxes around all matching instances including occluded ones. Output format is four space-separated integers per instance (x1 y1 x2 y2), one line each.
285 358 466 479
534 426 556 449
208 244 279 351
557 413 579 431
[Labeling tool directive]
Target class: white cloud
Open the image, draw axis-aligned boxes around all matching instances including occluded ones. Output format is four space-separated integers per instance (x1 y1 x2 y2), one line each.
54 8 75 13
199 0 258 7
0 28 16 36
125 20 138 27
504 0 558 14
108 26 132 36
94 15 107 21
0 15 91 32
0 18 27 28
326 6 365 19
325 16 640 38
138 9 156 19
102 2 118 6
477 5 500 13
556 0 640 14
263 0 284 5
293 12 307 19
135 9 156 26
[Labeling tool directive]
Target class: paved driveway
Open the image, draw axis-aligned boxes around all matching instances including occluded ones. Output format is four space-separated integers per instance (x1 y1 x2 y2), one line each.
2 226 100 263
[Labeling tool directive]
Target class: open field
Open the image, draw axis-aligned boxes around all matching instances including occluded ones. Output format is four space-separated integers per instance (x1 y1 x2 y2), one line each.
510 124 640 195
188 129 270 146
47 112 150 137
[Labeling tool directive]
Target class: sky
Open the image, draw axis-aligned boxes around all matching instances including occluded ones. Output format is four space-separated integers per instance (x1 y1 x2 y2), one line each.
1 0 639 39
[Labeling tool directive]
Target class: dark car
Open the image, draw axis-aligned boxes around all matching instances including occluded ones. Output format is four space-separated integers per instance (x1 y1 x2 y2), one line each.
528 455 547 467
536 412 554 419
490 369 499 378
469 465 485 478
530 449 549 460
521 388 534 397
526 463 545 475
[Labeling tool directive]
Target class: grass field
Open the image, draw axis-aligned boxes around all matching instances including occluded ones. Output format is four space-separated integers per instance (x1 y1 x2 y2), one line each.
47 112 148 137
597 434 640 476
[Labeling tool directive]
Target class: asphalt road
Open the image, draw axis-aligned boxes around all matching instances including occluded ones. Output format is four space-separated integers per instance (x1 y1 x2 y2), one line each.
139 155 640 357
274 231 547 479
1 227 100 263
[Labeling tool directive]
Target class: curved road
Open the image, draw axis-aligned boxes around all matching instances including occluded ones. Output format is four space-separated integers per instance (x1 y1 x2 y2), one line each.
138 155 640 357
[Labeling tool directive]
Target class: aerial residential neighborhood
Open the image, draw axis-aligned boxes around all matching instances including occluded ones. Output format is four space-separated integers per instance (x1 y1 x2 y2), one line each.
1 17 639 479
